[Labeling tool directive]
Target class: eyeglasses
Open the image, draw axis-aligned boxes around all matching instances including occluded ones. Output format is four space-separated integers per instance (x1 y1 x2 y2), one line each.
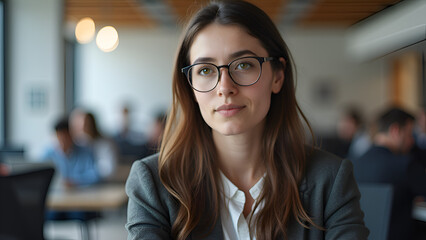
181 56 276 92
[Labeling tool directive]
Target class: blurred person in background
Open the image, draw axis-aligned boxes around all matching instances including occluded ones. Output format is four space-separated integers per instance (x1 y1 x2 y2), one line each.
113 104 148 163
412 107 426 158
138 111 167 158
344 107 371 160
41 117 100 187
82 111 118 181
353 107 426 240
411 107 426 204
413 107 426 149
42 117 101 221
117 105 132 140
321 107 370 159
70 109 118 181
69 108 87 145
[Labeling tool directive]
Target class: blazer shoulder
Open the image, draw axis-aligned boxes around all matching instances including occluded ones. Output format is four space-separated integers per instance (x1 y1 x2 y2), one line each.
307 147 344 170
303 147 353 190
136 153 160 171
126 153 163 196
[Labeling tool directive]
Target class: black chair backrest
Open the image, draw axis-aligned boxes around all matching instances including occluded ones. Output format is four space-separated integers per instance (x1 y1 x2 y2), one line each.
0 167 54 240
358 183 393 240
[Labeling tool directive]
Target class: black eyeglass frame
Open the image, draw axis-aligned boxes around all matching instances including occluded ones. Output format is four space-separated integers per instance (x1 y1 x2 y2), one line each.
181 56 277 93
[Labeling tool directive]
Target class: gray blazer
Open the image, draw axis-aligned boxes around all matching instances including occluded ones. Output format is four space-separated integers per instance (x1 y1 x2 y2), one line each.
125 149 369 239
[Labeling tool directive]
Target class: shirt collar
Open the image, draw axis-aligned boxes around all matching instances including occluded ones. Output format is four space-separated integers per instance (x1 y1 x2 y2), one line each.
220 171 265 200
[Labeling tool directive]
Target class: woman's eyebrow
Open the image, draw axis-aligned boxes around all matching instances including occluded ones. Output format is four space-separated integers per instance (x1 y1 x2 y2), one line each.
192 50 257 65
229 50 257 59
193 57 215 65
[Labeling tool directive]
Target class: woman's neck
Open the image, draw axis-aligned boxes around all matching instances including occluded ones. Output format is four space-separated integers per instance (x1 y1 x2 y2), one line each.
213 128 265 191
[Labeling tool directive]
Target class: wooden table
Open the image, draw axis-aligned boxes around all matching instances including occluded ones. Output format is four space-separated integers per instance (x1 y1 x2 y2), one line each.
47 183 128 211
46 183 128 240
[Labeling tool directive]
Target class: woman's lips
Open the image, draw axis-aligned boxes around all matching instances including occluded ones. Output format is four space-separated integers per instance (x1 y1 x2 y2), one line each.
215 104 245 117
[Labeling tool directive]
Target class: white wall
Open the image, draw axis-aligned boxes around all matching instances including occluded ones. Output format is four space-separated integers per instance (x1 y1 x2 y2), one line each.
284 29 389 133
75 28 181 135
8 0 64 160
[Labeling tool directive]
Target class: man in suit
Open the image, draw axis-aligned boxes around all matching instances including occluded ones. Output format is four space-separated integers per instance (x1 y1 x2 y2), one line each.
353 107 426 240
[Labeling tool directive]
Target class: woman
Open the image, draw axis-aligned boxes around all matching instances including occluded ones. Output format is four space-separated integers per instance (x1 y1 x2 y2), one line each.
70 109 118 180
126 1 368 239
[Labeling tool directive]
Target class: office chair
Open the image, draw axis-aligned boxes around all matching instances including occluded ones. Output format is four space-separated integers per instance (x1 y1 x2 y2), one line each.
0 167 55 240
358 183 393 240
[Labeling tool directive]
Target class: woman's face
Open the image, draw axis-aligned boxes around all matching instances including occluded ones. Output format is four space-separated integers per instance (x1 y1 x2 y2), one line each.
188 23 284 136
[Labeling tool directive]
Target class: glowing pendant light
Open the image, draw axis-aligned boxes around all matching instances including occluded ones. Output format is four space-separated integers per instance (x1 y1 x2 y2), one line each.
75 17 95 44
96 26 119 52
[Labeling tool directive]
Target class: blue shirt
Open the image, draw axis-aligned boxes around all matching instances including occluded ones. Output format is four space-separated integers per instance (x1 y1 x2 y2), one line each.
42 144 100 186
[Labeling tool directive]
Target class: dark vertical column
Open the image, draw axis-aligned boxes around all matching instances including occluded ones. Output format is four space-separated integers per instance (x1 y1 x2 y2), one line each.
64 39 76 114
422 49 426 107
0 0 5 146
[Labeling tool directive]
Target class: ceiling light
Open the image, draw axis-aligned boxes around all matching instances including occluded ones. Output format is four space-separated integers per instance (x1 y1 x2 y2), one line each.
96 26 119 52
75 17 95 44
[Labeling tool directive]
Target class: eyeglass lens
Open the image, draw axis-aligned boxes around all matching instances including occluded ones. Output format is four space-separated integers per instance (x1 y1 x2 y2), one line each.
188 57 262 92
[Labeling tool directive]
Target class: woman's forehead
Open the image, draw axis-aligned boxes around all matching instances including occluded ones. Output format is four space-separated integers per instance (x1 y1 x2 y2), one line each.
188 23 267 64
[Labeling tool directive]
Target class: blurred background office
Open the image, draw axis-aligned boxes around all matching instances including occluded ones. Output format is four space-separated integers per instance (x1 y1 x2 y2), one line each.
1 0 425 163
1 0 426 239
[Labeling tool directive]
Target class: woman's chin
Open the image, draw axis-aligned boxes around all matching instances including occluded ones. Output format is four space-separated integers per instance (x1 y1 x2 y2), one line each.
213 126 244 137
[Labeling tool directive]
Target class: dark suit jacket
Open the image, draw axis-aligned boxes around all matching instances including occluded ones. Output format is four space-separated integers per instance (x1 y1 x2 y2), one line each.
353 145 426 240
126 149 368 239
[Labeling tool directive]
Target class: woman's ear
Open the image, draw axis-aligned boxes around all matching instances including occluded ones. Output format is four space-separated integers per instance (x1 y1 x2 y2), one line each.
271 57 286 94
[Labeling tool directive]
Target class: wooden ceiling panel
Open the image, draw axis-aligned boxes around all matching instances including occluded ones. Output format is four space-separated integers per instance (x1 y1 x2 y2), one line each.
167 0 285 26
299 0 403 27
65 0 405 28
166 0 209 24
65 0 156 27
246 0 285 21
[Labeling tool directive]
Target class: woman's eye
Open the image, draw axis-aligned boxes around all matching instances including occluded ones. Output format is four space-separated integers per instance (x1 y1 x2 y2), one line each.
237 62 251 70
199 68 212 75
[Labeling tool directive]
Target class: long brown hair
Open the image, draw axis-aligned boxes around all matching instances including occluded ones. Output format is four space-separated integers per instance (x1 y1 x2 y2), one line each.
159 1 316 239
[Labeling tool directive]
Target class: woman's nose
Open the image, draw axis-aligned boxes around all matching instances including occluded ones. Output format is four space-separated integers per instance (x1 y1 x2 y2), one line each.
217 68 238 96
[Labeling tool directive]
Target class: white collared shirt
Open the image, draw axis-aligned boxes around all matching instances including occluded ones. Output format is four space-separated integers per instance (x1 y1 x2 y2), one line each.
220 172 265 240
